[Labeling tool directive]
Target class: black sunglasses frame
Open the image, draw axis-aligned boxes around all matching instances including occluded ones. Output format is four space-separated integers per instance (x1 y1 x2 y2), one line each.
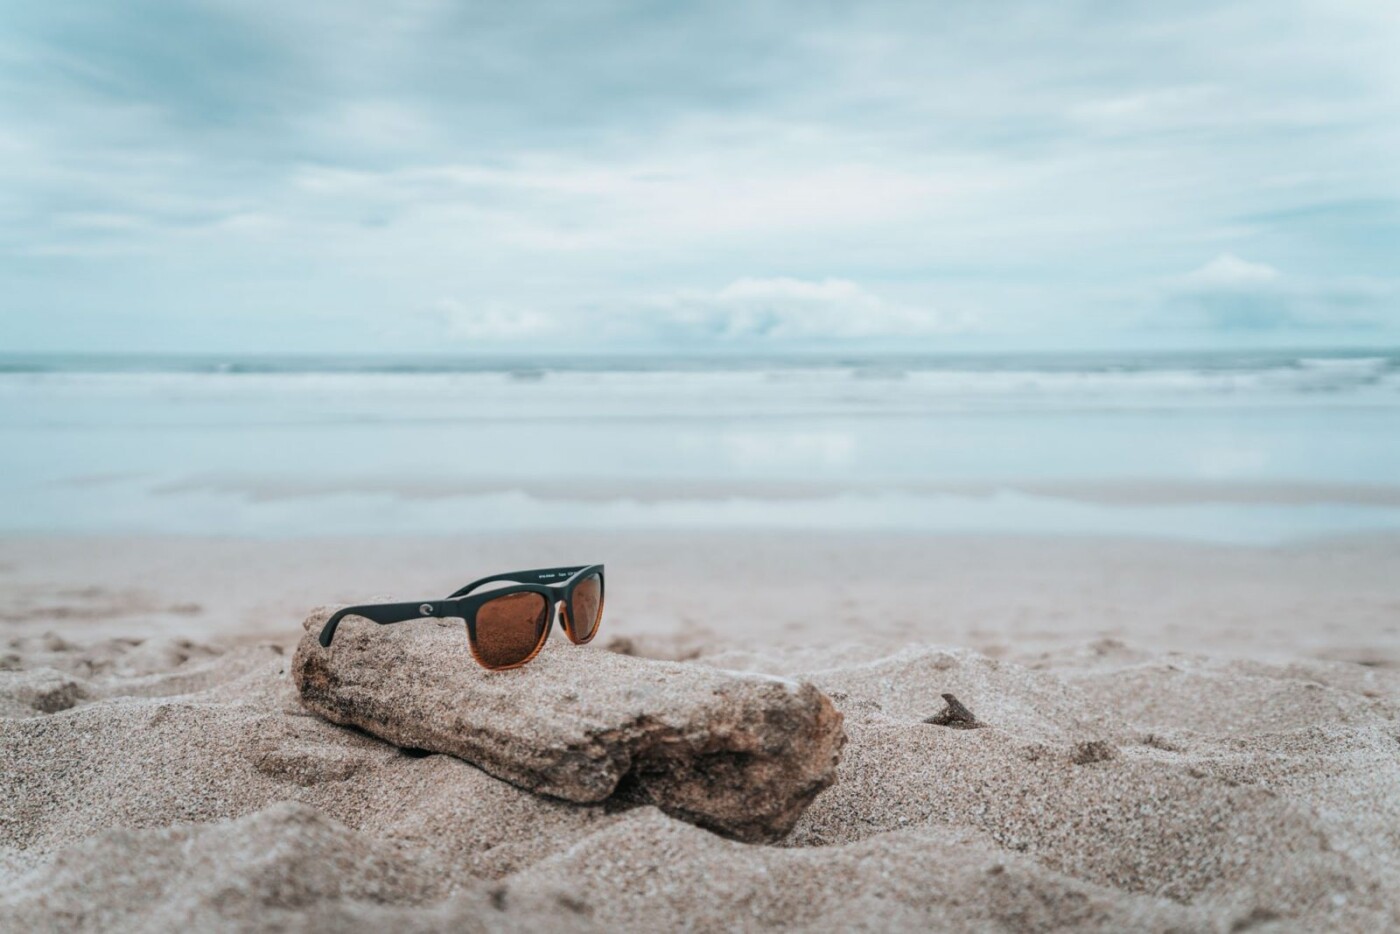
317 564 605 670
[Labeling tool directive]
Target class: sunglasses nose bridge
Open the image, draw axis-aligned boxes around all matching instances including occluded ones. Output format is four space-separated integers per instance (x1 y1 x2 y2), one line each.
554 598 570 634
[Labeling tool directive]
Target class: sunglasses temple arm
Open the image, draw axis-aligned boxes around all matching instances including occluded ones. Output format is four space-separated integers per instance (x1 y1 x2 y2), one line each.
448 565 595 598
318 600 460 647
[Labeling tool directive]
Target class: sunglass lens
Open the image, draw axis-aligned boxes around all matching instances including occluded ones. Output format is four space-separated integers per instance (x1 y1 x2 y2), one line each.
473 592 549 668
569 573 603 642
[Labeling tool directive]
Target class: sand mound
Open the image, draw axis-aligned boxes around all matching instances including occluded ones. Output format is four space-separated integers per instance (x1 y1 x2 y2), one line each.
0 802 602 933
3 632 1399 931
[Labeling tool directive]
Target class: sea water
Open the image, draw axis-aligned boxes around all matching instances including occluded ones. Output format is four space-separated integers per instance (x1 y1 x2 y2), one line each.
1 350 1398 543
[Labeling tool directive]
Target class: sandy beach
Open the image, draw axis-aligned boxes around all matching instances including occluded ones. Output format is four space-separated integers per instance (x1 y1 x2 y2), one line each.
3 531 1398 931
8 0 1400 926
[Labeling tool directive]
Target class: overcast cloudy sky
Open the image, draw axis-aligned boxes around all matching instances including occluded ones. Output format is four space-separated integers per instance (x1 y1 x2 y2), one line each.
2 1 1397 353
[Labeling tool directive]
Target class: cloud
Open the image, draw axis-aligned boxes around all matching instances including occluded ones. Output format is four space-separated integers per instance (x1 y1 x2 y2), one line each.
434 300 556 341
427 277 960 346
1163 255 1395 331
651 277 956 341
1181 254 1281 289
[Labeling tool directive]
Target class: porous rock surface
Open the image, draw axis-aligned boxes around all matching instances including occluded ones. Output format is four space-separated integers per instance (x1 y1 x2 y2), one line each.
292 607 845 842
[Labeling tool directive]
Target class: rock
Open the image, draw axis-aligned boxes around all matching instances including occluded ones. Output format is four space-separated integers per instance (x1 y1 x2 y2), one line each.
292 607 845 842
923 692 983 728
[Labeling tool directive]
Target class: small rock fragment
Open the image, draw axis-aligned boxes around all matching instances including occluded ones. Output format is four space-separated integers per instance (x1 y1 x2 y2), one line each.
1071 740 1118 765
923 692 982 729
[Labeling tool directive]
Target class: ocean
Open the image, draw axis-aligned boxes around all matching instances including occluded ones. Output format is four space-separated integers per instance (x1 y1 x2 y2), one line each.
2 349 1398 543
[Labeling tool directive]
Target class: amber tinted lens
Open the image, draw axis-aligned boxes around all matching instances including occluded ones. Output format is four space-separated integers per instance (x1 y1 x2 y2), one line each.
569 573 603 641
473 592 549 668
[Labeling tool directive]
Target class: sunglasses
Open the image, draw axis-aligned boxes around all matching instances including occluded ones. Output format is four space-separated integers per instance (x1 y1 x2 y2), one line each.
317 564 604 670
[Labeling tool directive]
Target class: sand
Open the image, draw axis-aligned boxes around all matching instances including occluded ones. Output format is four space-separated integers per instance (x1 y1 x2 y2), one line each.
2 531 1399 931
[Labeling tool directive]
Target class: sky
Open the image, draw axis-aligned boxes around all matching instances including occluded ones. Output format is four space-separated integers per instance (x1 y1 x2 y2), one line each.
1 0 1398 354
